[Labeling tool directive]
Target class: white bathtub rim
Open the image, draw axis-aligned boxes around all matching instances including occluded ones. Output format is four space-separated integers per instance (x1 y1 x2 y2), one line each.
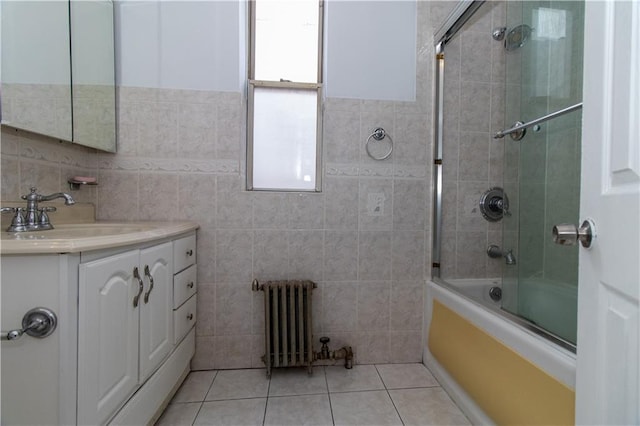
443 277 504 310
444 277 501 287
425 280 577 390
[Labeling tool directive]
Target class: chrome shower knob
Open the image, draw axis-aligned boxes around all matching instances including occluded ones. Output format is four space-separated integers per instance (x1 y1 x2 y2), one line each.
479 187 510 222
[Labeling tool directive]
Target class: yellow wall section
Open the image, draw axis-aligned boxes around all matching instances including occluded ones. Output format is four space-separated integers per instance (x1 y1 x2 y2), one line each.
428 300 575 425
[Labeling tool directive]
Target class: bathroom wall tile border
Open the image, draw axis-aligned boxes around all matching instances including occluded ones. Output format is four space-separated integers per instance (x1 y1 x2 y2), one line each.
325 163 427 179
2 127 97 171
96 156 239 174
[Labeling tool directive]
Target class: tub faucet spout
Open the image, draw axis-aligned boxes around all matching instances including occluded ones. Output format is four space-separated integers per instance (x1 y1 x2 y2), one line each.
504 249 516 265
487 245 516 265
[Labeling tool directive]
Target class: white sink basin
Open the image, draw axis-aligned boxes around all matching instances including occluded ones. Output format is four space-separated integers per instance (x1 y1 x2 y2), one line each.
1 221 198 254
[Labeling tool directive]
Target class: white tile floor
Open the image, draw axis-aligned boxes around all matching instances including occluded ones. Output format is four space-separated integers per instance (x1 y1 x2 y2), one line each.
155 363 471 426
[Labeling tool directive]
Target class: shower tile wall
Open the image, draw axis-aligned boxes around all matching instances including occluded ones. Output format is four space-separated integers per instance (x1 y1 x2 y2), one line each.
1 2 436 369
439 1 507 280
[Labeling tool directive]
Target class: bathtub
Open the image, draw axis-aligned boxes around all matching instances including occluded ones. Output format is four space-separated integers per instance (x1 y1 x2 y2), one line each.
440 277 577 347
423 279 577 425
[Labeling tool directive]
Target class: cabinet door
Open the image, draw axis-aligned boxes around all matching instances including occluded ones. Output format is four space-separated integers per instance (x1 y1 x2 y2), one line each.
78 250 140 426
139 242 174 382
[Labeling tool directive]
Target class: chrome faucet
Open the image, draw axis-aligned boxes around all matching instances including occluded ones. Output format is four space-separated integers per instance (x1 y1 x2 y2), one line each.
487 244 517 265
503 249 517 265
1 187 75 232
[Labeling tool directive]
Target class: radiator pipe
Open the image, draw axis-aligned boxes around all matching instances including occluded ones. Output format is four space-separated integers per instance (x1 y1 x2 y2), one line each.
315 336 353 369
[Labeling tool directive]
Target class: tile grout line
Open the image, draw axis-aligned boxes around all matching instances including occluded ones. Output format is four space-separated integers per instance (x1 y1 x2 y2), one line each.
201 370 219 404
329 387 387 395
328 382 438 392
323 367 337 426
203 395 274 402
374 364 406 426
190 370 218 426
190 401 204 426
261 372 272 426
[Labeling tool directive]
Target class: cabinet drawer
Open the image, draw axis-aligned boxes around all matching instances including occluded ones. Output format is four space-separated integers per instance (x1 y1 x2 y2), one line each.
173 264 197 309
173 234 196 273
174 295 196 344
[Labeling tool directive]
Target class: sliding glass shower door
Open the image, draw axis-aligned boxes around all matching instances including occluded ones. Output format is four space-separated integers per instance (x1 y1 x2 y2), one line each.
501 1 585 346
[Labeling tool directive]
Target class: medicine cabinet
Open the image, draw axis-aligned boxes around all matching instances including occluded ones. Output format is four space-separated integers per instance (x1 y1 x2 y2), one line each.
1 0 116 152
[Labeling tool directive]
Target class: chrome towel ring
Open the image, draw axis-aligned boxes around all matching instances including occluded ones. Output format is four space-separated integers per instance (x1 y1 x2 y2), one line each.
365 127 393 161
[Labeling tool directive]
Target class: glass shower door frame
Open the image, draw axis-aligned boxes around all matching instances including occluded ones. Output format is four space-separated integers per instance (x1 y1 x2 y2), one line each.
501 0 584 349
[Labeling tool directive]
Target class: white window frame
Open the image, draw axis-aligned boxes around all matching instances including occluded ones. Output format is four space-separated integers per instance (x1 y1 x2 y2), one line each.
246 0 324 192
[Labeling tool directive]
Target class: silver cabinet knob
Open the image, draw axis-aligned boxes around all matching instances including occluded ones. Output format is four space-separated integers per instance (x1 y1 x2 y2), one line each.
553 219 596 248
133 267 144 308
143 265 154 304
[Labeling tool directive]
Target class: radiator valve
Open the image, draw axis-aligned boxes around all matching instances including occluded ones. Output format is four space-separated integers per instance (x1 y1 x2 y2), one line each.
315 336 354 369
319 336 330 359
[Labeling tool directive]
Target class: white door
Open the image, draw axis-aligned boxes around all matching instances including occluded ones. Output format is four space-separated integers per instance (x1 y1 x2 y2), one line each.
78 250 140 426
576 1 640 424
139 242 174 382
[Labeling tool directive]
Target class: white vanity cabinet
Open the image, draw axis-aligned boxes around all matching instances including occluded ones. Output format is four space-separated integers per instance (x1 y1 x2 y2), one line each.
77 242 174 425
172 234 198 344
1 224 198 426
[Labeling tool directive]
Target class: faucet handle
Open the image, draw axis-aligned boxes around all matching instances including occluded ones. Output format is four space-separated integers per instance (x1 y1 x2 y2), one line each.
1 207 17 214
4 208 27 232
13 208 26 225
38 207 57 229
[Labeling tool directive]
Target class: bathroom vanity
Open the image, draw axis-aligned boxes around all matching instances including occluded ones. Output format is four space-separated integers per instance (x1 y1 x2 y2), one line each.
1 222 198 425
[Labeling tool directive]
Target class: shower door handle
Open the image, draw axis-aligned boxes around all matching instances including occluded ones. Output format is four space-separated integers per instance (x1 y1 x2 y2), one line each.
552 220 596 248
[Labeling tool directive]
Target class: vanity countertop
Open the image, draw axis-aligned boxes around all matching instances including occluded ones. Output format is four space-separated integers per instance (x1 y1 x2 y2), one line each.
0 221 199 255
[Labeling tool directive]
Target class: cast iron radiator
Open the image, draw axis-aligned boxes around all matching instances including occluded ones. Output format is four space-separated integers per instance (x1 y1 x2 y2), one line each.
252 279 316 376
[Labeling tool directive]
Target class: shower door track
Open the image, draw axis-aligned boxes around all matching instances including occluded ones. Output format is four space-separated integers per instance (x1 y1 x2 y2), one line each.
494 102 583 139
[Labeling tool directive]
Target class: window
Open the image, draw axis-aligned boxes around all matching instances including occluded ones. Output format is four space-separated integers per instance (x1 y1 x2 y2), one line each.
247 0 323 191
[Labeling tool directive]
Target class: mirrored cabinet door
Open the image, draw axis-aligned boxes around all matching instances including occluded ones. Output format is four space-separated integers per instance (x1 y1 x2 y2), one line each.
1 0 116 152
71 0 116 152
1 1 73 141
